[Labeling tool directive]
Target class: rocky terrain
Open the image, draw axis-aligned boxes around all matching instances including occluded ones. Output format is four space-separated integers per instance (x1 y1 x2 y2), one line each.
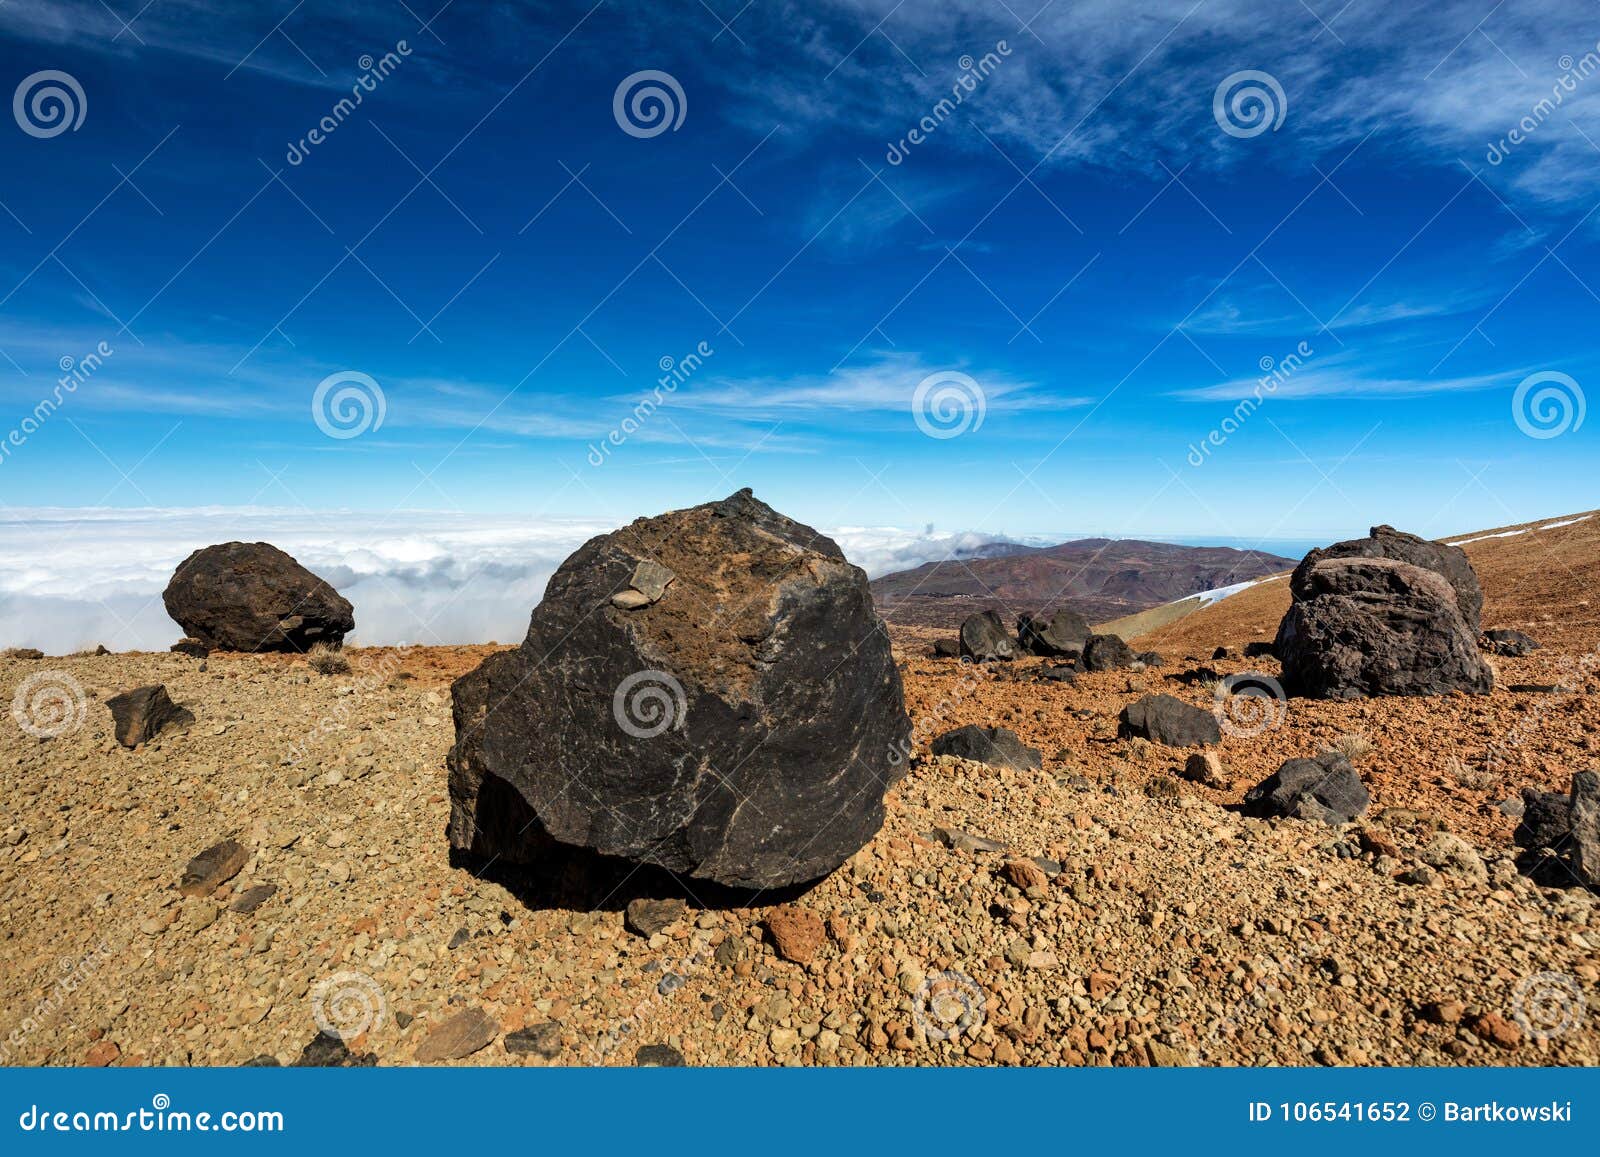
1 512 1596 1068
872 538 1295 627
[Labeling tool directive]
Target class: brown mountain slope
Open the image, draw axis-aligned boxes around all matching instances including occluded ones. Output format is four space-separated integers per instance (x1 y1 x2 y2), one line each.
871 538 1296 628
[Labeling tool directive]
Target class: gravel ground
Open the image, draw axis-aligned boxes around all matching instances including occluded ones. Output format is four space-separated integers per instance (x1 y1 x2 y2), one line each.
2 635 1595 1068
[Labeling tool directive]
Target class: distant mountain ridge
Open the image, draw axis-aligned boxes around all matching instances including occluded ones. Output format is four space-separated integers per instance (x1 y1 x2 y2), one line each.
870 537 1298 628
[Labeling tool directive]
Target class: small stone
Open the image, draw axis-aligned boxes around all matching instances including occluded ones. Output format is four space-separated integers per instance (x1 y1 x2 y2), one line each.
624 896 686 939
765 906 825 964
629 559 675 601
1469 1012 1521 1050
1002 859 1048 890
83 1041 120 1066
179 839 247 898
414 1007 499 1062
107 684 194 748
229 884 277 914
1419 999 1465 1025
768 1027 800 1053
714 936 746 968
1182 751 1227 788
635 1043 685 1066
504 1022 562 1059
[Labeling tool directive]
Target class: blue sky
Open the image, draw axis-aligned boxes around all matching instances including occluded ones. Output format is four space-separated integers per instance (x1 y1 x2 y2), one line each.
0 0 1597 547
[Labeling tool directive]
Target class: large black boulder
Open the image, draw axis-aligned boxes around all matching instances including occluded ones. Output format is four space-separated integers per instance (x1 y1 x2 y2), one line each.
1291 524 1482 634
1274 557 1493 699
1117 693 1220 748
445 490 911 890
1243 752 1369 825
959 610 1015 661
163 542 354 653
1017 608 1090 657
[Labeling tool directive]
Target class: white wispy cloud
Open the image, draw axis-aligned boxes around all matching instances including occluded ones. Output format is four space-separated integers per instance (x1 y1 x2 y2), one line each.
1171 367 1511 402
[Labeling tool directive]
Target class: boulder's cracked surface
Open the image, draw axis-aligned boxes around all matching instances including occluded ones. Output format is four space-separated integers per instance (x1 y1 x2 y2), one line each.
447 489 911 889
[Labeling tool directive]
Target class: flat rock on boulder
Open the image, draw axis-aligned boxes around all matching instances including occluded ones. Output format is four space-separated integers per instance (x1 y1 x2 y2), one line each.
1117 693 1220 748
163 542 354 653
1274 557 1493 699
1292 524 1483 633
930 724 1042 771
446 489 910 890
1080 633 1137 672
106 684 193 747
959 610 1016 661
1243 752 1369 825
1016 608 1090 657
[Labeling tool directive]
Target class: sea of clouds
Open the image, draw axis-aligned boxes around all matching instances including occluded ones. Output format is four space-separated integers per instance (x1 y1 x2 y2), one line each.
0 508 1038 654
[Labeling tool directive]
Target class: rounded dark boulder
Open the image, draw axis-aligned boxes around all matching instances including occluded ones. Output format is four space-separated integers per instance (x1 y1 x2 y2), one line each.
1275 557 1493 699
162 542 354 653
959 610 1016 661
1080 633 1137 672
1291 524 1482 634
446 489 911 890
1017 608 1090 657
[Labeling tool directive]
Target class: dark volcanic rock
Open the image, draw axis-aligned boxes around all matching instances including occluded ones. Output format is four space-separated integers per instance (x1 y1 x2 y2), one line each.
446 489 910 890
170 637 210 658
624 896 686 938
1033 664 1077 684
1243 641 1276 658
293 1033 377 1067
504 1022 563 1059
1243 752 1369 825
1274 557 1494 699
1291 524 1483 633
106 684 193 747
635 1043 686 1066
163 541 354 653
1483 628 1541 657
1517 774 1600 888
932 638 961 658
179 838 247 897
1016 608 1090 656
930 724 1042 770
1135 650 1165 667
1116 693 1221 748
1080 633 1137 672
960 610 1016 661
